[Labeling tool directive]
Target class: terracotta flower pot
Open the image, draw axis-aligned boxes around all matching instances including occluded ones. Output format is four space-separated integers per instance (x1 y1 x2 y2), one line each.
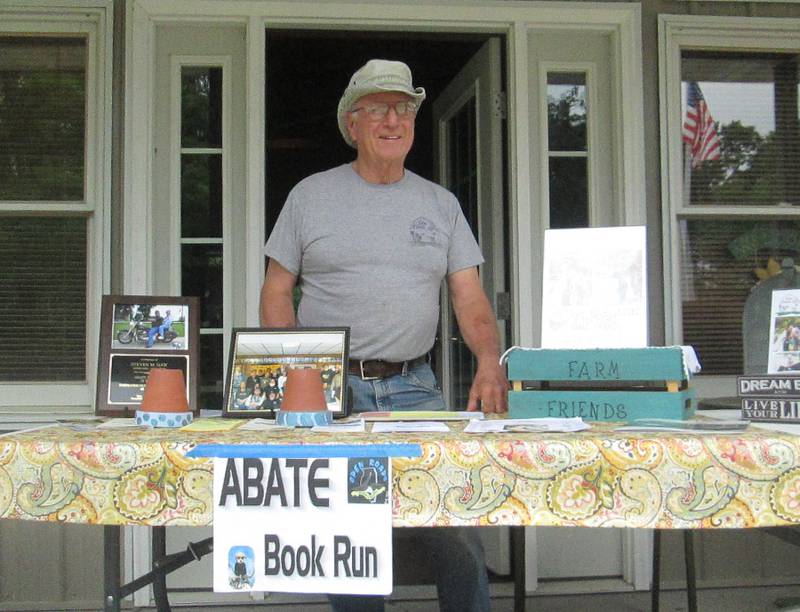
140 368 189 413
281 367 327 412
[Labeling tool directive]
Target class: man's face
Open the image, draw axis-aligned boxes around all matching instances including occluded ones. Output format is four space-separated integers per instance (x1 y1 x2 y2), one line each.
346 92 416 166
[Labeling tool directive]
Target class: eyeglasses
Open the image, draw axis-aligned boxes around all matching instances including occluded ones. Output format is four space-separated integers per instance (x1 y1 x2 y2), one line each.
349 101 419 120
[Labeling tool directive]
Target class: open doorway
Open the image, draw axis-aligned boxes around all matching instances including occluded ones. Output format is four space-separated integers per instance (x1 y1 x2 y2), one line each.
264 30 512 582
265 30 492 228
264 30 510 404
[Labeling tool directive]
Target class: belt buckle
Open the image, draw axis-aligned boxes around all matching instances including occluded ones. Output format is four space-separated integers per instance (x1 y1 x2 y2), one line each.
359 360 381 381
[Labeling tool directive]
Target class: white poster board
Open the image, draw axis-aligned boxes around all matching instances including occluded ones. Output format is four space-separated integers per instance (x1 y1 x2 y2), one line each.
767 289 800 374
541 226 648 348
213 455 392 595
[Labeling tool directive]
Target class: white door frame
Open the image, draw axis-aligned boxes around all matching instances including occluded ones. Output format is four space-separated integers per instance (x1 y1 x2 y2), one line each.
125 0 648 602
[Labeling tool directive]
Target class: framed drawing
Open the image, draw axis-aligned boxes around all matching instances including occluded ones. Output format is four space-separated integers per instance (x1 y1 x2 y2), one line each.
223 327 350 419
95 295 200 416
768 289 800 374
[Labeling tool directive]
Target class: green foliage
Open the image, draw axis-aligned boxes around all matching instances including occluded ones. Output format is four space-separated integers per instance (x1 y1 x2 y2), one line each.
689 120 793 207
547 85 586 151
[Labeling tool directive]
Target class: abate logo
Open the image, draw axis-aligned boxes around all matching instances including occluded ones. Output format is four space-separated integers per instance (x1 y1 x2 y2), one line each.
347 457 388 504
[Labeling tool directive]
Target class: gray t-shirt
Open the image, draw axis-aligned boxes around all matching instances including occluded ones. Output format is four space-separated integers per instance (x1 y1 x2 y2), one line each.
264 164 483 361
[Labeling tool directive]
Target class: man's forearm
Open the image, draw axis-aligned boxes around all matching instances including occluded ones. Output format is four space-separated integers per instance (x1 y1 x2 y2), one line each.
259 286 296 327
457 298 502 366
259 260 299 327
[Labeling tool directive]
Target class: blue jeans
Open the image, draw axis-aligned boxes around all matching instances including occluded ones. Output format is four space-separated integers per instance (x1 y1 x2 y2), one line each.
348 361 446 412
146 326 159 348
146 324 170 348
329 363 491 612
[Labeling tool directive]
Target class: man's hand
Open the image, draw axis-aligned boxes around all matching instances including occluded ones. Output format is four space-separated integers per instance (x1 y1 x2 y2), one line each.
447 267 509 413
467 359 509 413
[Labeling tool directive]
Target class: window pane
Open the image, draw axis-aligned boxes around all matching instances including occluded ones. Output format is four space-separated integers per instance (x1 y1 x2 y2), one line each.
182 244 223 328
681 51 800 207
181 67 222 148
0 217 86 381
199 333 223 411
548 73 587 152
549 157 588 229
680 219 800 375
446 97 478 239
0 37 86 201
181 154 222 238
445 98 479 408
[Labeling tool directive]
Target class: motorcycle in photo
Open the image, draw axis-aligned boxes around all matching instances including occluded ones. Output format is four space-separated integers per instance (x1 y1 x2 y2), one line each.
117 316 178 346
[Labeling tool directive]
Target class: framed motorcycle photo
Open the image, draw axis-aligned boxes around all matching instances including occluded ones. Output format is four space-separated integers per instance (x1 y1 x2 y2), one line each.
95 295 200 416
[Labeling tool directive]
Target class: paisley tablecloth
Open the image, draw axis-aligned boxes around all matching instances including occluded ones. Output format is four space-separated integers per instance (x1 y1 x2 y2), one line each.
1 419 800 529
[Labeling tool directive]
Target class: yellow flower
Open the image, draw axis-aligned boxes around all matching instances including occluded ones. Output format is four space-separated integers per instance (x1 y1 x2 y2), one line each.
755 257 783 280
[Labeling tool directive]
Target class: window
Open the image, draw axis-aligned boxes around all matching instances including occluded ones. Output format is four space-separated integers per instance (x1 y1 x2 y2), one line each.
0 9 108 408
662 17 800 385
547 72 588 228
178 63 226 411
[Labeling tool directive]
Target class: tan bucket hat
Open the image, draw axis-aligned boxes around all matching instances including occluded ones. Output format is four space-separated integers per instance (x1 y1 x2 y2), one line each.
337 59 426 148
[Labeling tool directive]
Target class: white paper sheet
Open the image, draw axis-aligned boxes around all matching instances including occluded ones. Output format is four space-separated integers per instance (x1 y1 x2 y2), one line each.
238 418 290 431
463 417 589 434
312 420 366 433
541 226 647 348
95 418 142 429
370 421 451 433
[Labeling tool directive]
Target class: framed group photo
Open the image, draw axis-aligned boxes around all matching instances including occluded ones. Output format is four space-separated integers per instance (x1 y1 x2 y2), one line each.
95 295 200 416
223 327 350 419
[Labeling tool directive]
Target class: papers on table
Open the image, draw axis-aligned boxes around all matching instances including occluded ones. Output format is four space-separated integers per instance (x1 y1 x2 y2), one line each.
360 411 483 421
312 420 366 433
463 417 590 434
181 417 244 432
0 423 59 438
371 421 451 433
237 418 289 431
96 418 141 429
56 417 110 431
615 418 750 433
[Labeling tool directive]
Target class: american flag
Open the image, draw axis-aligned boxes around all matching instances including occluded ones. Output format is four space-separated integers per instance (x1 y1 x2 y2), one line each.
682 81 721 167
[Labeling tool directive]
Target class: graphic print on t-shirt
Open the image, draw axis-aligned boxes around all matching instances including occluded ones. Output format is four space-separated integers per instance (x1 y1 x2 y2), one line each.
409 216 442 246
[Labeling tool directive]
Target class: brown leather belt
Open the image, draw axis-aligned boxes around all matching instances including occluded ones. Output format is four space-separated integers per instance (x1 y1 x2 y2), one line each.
348 355 429 380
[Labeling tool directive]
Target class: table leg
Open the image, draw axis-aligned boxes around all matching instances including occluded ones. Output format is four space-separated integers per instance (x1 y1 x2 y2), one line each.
152 526 171 612
684 530 697 612
511 526 525 612
103 525 121 612
651 530 660 612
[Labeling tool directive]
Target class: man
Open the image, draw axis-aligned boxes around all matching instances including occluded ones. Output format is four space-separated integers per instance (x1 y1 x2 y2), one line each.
260 59 508 612
145 310 163 348
158 309 173 339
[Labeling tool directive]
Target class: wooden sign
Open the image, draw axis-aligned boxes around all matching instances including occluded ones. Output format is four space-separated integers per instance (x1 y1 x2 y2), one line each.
738 374 800 422
213 454 392 594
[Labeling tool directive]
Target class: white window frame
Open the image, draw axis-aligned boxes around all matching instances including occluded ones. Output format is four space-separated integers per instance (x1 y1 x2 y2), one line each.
659 14 800 398
0 3 111 414
539 62 599 228
170 55 233 379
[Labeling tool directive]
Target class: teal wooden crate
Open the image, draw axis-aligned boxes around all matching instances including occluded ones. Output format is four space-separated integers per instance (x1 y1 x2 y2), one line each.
506 347 695 423
508 389 695 422
506 347 687 383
